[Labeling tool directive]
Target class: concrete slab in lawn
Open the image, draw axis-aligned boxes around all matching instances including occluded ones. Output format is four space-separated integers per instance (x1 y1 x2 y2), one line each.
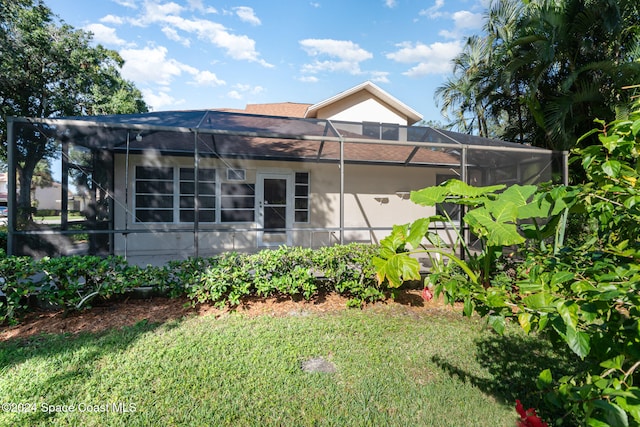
301 357 337 373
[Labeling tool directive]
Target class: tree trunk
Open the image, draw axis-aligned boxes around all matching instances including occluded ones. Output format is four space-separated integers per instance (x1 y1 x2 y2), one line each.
16 161 37 225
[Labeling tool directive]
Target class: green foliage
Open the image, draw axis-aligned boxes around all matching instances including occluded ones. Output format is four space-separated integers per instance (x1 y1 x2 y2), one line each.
0 0 148 223
249 246 316 299
39 255 129 311
0 244 384 324
313 243 383 306
436 0 640 153
186 252 252 308
375 100 640 425
0 250 37 323
184 244 383 308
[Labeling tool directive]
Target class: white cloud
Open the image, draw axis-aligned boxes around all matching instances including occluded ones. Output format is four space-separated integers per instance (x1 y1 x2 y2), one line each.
310 2 321 8
140 1 184 24
227 84 264 100
111 0 138 9
133 3 272 67
452 10 483 30
300 39 373 62
419 0 445 18
161 26 191 46
234 6 261 26
385 0 398 8
234 84 264 95
100 14 125 25
299 75 319 83
370 71 390 83
120 46 193 85
187 0 217 13
386 40 464 76
438 10 484 39
141 88 183 110
191 70 226 87
84 23 127 46
300 39 372 75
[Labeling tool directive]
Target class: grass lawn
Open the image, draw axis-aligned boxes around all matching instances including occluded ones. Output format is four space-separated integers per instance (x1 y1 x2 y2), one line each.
0 304 573 426
34 214 85 222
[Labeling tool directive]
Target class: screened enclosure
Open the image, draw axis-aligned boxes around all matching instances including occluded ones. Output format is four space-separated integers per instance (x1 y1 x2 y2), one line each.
6 111 567 263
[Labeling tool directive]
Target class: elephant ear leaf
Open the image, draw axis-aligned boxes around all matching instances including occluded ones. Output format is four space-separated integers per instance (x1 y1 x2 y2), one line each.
499 184 537 208
375 224 422 287
411 186 449 206
406 217 433 249
373 253 420 288
464 207 525 247
410 179 506 207
444 179 505 198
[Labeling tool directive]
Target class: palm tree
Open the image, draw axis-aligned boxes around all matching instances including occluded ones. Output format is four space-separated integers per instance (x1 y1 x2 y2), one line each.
502 0 640 150
435 0 640 152
435 36 492 137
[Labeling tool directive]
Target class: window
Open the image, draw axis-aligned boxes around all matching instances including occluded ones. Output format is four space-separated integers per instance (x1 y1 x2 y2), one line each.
179 168 216 223
227 168 246 181
221 183 255 222
381 123 399 140
135 166 174 222
134 166 217 223
362 122 399 141
294 172 309 223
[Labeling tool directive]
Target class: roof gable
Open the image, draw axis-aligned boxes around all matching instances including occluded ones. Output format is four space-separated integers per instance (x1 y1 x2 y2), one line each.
304 81 423 125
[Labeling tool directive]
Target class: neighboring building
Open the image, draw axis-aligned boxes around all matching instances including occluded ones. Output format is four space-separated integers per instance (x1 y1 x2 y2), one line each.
33 182 62 212
0 173 7 216
6 82 561 259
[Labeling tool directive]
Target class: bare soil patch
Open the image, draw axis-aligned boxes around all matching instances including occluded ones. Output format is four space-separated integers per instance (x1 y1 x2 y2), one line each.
0 290 461 342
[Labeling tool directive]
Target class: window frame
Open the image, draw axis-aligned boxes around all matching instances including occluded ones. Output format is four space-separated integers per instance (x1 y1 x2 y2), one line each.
220 182 256 223
133 166 175 223
179 167 217 223
132 165 306 226
294 171 310 223
362 122 399 141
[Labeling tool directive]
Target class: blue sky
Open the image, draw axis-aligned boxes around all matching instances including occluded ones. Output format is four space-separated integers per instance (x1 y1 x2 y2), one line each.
47 0 489 122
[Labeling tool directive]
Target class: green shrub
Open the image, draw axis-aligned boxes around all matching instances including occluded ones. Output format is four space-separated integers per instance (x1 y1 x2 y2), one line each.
0 250 38 323
1 244 387 323
181 244 383 308
39 255 129 311
185 252 252 308
313 243 383 307
0 225 7 252
248 246 316 299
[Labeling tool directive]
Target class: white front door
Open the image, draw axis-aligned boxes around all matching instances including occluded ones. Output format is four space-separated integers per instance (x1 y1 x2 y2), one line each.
256 172 293 246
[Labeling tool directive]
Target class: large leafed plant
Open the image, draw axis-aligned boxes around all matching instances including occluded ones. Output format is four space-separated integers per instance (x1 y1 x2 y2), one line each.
374 98 640 426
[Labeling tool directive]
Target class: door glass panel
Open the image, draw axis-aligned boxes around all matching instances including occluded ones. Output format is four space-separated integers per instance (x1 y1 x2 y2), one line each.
264 179 286 205
264 207 286 229
262 178 287 235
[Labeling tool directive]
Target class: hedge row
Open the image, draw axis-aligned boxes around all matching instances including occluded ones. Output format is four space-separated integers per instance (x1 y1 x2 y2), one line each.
0 244 386 324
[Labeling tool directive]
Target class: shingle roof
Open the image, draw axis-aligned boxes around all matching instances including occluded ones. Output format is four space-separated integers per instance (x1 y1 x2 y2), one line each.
242 102 312 117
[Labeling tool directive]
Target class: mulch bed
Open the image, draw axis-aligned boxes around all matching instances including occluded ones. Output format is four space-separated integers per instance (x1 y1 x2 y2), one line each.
0 289 461 342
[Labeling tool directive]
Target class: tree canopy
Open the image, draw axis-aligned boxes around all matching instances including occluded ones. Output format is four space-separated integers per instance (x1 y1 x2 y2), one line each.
0 0 148 219
436 0 640 153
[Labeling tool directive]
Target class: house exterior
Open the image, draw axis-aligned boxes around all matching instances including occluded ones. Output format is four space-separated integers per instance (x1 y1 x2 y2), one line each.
6 82 563 260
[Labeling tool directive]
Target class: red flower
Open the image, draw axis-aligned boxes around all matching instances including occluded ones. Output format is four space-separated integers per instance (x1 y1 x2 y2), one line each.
515 400 548 427
422 286 433 302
